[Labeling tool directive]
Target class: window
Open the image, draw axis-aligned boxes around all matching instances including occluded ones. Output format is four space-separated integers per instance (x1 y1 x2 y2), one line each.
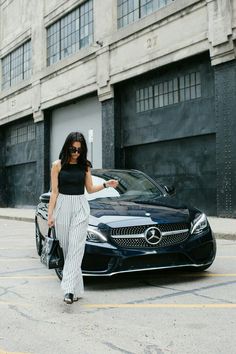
179 72 201 102
8 123 35 146
117 0 139 28
1 41 32 90
136 86 153 113
47 0 93 66
118 0 174 28
154 78 178 108
136 72 202 113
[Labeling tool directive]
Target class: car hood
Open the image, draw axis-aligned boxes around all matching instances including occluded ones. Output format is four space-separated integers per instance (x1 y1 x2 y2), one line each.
88 196 192 227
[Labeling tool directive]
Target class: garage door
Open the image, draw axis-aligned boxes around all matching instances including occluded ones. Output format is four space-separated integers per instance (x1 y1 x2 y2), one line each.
50 96 102 168
6 163 36 206
5 119 37 207
124 134 216 216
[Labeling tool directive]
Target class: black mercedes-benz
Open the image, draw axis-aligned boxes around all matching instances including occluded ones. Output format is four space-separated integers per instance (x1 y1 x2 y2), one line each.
35 169 216 279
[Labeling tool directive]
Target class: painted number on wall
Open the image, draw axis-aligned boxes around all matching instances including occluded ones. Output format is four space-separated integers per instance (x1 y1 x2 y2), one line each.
147 36 158 49
11 99 16 108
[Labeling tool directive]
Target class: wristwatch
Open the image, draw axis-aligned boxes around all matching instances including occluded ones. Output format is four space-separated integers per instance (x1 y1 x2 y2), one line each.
103 182 107 188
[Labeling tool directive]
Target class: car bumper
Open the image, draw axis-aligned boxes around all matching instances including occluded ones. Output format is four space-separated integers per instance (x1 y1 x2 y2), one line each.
82 228 216 276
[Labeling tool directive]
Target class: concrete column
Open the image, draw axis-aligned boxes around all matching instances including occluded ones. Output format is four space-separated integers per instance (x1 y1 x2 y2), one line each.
31 0 46 76
94 0 115 102
93 0 116 42
215 60 236 217
207 0 235 65
35 116 50 200
102 99 115 168
0 129 6 206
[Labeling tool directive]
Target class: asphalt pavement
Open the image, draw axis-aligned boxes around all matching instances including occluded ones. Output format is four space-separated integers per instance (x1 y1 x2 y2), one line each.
0 207 235 240
0 218 236 354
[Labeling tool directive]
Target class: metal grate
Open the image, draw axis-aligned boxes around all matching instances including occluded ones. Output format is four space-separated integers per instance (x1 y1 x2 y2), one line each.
110 223 189 236
108 223 190 249
112 232 189 249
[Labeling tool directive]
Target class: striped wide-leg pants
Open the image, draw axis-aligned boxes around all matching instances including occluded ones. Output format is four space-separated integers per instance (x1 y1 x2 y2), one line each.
53 193 90 297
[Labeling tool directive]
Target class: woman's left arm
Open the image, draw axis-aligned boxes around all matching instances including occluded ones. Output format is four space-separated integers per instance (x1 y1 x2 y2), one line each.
85 167 118 193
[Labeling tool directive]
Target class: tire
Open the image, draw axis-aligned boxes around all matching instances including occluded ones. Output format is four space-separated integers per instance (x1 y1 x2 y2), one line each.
55 267 63 281
35 219 43 256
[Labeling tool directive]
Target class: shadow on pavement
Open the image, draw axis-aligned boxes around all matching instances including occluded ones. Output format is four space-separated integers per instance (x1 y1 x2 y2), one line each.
83 268 210 291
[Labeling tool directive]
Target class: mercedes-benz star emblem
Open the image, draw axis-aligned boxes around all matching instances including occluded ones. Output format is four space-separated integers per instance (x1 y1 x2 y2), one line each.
144 227 162 245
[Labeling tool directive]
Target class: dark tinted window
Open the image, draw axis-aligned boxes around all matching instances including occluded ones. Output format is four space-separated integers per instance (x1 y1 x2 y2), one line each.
86 170 163 200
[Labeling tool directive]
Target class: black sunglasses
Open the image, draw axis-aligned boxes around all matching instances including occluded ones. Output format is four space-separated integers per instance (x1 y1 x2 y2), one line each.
69 146 82 154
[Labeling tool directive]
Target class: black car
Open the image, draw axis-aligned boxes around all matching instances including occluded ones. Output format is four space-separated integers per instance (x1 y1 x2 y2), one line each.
35 169 216 279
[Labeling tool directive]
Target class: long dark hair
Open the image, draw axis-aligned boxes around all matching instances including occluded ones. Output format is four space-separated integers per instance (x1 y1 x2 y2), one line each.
59 132 92 171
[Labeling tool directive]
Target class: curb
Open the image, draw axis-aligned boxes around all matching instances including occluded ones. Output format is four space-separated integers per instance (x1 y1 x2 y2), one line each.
0 215 34 223
0 215 235 240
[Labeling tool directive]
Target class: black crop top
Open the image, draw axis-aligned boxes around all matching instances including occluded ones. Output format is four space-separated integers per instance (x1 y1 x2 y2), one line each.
58 163 85 195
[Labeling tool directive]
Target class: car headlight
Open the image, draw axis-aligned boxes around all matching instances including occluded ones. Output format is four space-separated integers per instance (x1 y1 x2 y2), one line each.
190 213 208 235
86 227 107 243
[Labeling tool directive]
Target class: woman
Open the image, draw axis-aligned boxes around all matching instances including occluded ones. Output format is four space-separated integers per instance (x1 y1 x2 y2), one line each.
47 132 118 304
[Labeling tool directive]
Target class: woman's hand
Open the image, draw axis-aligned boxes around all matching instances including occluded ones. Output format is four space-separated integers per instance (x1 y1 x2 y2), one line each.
85 168 119 193
105 179 119 188
48 215 55 227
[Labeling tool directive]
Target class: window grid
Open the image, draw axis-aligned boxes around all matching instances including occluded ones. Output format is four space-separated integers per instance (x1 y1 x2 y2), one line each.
47 22 61 65
9 123 35 146
27 124 36 141
118 0 174 28
17 126 28 144
1 41 31 90
179 72 201 102
136 72 201 113
117 0 139 28
10 128 17 146
10 46 23 86
140 0 154 17
136 86 153 113
154 78 178 108
47 0 93 66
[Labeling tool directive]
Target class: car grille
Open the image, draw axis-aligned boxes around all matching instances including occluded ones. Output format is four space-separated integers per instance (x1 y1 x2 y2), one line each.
110 223 188 236
109 223 190 249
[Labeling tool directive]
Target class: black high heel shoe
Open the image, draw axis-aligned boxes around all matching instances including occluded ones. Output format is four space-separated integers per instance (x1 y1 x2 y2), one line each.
64 293 74 304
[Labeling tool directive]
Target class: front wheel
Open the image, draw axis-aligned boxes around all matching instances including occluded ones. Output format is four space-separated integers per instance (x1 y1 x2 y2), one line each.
35 220 43 256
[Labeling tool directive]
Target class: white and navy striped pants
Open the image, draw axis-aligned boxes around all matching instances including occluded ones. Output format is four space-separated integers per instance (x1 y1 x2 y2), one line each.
53 193 90 297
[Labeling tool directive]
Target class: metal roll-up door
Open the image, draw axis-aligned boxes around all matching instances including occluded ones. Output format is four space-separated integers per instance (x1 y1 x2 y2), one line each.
124 135 216 215
5 119 37 207
50 96 102 167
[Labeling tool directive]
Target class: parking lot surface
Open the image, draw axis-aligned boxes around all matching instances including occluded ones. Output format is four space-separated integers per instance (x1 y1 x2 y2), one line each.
0 219 235 354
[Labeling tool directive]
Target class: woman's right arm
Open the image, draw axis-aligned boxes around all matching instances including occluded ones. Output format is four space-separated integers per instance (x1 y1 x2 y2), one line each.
47 161 60 227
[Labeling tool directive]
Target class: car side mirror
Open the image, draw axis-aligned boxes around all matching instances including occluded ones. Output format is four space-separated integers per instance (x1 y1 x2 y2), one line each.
164 185 175 196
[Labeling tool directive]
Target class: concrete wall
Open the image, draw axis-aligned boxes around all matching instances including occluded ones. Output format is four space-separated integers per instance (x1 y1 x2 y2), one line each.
0 0 236 213
0 0 235 125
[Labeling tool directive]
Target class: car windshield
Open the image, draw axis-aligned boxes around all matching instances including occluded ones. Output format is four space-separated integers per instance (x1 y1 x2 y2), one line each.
86 170 163 201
